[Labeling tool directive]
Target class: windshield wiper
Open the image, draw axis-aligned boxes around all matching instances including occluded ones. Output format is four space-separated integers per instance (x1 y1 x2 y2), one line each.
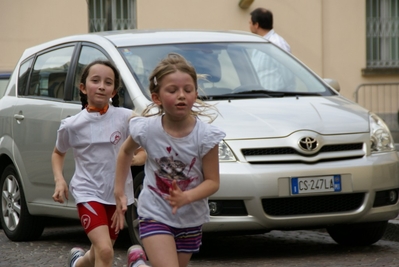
234 90 323 97
198 91 273 100
197 90 323 100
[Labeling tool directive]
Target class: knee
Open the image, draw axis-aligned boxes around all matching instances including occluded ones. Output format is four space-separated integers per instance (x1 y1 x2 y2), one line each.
96 245 114 263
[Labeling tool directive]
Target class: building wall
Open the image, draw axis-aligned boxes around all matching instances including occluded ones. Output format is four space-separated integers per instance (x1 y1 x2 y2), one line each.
0 0 87 71
0 0 397 102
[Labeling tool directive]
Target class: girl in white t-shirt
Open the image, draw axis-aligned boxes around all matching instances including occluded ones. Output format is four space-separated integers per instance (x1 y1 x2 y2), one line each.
112 53 226 267
52 60 146 267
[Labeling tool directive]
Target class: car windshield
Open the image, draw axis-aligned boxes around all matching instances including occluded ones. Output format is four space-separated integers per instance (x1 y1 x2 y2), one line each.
119 42 336 100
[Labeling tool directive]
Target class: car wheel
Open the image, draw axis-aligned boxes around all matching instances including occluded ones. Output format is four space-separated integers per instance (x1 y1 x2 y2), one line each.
326 221 388 246
0 164 44 241
126 170 145 245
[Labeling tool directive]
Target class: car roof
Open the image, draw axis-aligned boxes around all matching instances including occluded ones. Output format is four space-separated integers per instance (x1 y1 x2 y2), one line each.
23 29 267 56
101 29 267 46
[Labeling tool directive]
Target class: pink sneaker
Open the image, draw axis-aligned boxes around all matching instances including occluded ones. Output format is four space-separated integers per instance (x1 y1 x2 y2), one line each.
127 245 147 267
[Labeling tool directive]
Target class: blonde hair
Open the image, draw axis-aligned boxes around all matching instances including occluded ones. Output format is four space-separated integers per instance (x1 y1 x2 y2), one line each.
141 53 218 123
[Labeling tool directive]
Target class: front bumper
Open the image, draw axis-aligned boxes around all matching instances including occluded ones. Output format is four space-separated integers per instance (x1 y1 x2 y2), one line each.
204 151 399 232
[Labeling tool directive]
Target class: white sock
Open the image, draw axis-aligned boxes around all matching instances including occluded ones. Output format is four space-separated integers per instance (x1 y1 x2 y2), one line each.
131 259 146 267
72 256 82 267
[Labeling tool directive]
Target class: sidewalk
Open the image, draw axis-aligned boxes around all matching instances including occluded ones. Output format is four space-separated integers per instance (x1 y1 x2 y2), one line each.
383 216 399 242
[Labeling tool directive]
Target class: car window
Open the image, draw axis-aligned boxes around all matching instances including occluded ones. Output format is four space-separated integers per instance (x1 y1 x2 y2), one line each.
18 58 33 96
216 50 240 90
73 45 133 109
123 53 149 96
0 76 10 97
244 44 331 94
119 42 335 100
248 48 296 91
24 47 74 100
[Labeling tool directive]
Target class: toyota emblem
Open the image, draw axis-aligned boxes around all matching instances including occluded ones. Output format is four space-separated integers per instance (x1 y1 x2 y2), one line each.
298 137 318 151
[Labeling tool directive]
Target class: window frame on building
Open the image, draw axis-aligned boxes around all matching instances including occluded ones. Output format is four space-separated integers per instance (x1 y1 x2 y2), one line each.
363 0 399 76
88 0 137 32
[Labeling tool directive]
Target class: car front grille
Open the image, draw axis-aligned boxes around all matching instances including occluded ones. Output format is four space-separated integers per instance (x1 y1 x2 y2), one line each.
242 143 363 157
241 142 365 163
262 193 364 216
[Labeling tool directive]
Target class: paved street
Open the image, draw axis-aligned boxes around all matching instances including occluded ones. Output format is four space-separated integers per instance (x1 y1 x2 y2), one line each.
2 219 399 267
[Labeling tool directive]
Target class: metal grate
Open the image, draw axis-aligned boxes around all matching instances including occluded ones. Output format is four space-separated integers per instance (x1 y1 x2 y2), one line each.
366 0 399 68
262 193 365 216
88 0 137 32
320 143 363 152
208 200 248 216
242 147 296 156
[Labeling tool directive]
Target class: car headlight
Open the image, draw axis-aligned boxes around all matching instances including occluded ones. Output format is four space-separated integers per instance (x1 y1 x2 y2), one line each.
218 141 237 161
369 113 395 153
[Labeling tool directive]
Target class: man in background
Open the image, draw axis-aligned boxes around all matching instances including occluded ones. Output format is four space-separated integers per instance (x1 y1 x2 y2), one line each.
249 7 291 53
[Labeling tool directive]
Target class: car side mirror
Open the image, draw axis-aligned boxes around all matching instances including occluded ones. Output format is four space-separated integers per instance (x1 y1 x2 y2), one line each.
324 78 340 92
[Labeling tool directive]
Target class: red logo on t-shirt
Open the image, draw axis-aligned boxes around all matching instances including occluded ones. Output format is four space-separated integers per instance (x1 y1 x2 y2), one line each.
110 131 122 145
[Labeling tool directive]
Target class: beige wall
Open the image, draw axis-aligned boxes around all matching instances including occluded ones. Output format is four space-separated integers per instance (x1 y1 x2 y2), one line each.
0 0 87 71
0 0 397 102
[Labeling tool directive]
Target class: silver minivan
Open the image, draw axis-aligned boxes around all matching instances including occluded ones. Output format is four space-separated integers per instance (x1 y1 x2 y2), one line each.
1 29 398 246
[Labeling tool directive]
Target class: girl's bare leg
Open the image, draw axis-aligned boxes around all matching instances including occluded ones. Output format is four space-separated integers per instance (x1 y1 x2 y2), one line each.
142 234 192 267
76 225 115 267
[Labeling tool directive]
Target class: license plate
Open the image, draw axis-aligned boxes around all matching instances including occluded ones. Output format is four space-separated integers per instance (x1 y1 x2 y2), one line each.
291 175 341 195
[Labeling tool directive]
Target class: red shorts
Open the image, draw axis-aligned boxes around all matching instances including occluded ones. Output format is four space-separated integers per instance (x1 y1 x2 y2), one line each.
77 201 118 240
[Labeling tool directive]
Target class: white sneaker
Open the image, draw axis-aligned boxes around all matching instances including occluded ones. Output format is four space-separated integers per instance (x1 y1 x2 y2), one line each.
67 247 85 267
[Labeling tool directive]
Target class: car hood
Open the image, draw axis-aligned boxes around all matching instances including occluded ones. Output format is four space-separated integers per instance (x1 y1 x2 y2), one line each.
211 96 370 139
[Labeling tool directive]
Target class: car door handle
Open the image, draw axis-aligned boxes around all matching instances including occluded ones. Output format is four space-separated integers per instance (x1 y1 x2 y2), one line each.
14 114 25 121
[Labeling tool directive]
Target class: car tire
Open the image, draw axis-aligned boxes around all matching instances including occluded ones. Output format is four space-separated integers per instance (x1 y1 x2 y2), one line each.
0 164 45 241
326 221 388 246
126 170 145 245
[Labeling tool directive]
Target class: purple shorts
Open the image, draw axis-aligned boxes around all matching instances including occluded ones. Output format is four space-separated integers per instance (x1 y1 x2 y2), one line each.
139 217 202 253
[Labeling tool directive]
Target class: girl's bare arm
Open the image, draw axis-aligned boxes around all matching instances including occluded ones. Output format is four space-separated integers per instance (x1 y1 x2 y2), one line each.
51 147 68 203
131 147 147 166
112 136 140 230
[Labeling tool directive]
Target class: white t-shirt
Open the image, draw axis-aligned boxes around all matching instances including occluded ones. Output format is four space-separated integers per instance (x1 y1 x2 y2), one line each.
56 105 134 205
129 116 226 228
264 29 291 53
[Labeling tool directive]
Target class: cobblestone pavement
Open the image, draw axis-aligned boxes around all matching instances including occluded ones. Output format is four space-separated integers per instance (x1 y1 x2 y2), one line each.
2 219 399 267
384 217 399 242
